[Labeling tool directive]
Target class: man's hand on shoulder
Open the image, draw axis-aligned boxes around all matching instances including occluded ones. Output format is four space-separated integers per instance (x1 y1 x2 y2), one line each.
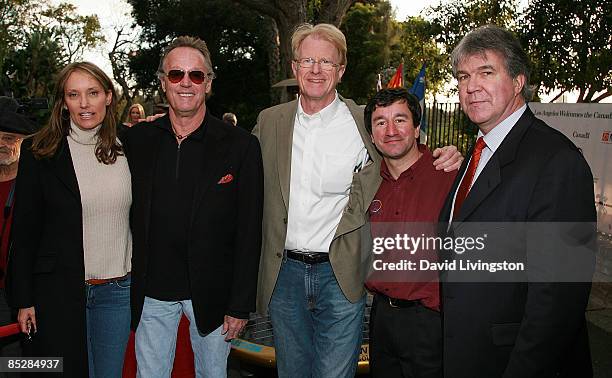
143 113 165 123
432 145 463 171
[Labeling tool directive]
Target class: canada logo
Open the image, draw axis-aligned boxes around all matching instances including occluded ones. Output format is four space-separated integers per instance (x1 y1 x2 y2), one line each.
602 132 611 143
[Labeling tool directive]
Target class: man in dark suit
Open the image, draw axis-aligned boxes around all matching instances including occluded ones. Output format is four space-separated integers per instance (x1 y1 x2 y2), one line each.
439 25 596 377
122 36 263 377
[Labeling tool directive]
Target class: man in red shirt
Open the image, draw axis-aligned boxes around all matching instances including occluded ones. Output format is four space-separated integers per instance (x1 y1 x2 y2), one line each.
0 97 38 365
364 88 456 377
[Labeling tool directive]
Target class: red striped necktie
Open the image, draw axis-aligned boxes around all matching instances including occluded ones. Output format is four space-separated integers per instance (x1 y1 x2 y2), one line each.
453 137 487 218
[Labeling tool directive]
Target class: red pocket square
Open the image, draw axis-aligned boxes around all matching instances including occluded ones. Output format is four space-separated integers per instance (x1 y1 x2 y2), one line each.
218 174 234 184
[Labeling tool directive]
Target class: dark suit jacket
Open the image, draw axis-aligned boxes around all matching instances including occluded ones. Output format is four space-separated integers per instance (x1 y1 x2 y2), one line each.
123 112 263 334
439 107 596 378
7 138 89 377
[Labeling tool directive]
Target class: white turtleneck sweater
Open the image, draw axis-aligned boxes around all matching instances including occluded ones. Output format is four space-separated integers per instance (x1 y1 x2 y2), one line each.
67 121 132 280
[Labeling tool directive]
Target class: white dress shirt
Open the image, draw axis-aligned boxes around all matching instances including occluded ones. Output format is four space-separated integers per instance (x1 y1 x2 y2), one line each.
450 104 527 221
285 93 368 253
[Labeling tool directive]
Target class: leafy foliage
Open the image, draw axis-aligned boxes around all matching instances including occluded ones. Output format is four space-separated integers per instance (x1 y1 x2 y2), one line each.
426 0 519 53
1 0 105 100
424 0 519 92
522 0 612 102
128 0 271 128
339 2 400 103
424 0 610 102
340 3 447 103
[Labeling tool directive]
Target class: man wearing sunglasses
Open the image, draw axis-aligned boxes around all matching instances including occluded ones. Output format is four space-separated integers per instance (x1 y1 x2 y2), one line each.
122 36 263 377
253 23 462 378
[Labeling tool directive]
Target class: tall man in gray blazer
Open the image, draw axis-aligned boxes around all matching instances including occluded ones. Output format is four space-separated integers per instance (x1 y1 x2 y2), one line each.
253 23 461 378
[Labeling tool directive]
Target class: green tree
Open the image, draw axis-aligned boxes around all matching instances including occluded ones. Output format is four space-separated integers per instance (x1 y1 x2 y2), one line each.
522 0 612 102
0 0 29 71
396 16 446 97
129 0 273 128
426 0 519 51
336 2 448 104
36 2 105 64
424 0 520 84
1 0 105 99
339 2 400 104
3 29 64 98
233 0 358 84
108 25 144 121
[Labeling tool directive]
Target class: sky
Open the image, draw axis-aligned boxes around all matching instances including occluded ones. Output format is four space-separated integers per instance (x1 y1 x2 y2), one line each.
389 0 437 20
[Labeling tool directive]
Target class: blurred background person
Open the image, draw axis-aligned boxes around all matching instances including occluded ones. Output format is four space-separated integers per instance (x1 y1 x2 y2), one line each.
222 112 237 126
120 103 147 137
0 97 38 378
7 61 132 378
123 103 146 128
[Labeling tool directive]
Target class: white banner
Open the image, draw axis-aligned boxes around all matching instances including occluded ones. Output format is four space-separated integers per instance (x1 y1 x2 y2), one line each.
529 103 612 234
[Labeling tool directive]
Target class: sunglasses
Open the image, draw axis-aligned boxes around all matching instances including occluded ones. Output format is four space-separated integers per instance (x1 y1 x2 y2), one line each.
165 69 215 84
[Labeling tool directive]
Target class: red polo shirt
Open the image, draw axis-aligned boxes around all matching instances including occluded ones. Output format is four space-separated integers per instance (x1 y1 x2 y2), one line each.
365 145 456 311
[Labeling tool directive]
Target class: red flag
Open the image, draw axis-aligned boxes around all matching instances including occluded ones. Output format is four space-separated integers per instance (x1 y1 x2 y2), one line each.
386 63 404 88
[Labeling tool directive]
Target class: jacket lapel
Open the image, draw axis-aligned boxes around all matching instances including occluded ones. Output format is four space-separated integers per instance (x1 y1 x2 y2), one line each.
345 97 382 210
190 120 231 227
333 98 382 239
440 155 470 224
48 138 80 199
276 101 297 211
455 157 501 222
454 107 535 224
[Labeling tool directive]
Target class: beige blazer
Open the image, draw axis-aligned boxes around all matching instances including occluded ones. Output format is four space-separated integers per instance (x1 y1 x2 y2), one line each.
252 96 382 314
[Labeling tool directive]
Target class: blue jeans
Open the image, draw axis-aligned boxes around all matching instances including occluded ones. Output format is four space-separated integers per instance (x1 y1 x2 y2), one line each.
85 275 131 378
135 297 231 378
269 258 366 378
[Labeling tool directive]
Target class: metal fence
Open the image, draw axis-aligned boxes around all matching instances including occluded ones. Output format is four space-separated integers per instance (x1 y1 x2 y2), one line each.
422 102 478 155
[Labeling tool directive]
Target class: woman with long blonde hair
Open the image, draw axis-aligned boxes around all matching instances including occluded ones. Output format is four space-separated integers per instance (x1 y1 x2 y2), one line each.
124 103 146 127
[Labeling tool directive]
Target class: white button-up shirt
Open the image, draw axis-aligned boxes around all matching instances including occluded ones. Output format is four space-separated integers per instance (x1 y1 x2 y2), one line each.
284 93 368 253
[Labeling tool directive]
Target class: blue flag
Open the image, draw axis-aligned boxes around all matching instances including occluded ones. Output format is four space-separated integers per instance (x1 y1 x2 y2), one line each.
409 64 426 100
409 64 427 142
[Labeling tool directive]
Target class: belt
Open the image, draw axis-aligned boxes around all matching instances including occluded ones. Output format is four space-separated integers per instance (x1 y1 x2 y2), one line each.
285 250 330 264
379 294 420 309
85 273 129 286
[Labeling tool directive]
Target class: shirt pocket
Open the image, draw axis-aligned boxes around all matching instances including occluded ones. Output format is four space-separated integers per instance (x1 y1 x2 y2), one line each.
320 153 355 195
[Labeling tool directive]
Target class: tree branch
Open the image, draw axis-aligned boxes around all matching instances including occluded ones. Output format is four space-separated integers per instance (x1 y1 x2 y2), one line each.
592 88 612 103
549 89 567 103
577 86 586 102
231 0 279 19
318 0 357 26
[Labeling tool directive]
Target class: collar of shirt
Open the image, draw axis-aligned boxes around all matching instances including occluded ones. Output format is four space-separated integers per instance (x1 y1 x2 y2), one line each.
296 92 340 128
153 112 207 142
479 104 527 154
380 144 433 182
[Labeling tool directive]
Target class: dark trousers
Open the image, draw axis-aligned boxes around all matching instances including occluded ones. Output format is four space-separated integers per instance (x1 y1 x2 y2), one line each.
0 288 21 378
369 294 442 378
